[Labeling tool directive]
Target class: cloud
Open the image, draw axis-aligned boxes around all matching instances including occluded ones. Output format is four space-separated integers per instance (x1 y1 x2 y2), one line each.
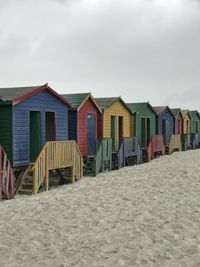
0 0 200 110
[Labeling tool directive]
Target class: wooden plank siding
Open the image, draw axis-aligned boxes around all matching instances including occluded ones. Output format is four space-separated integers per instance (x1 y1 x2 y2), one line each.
12 89 68 167
68 110 77 141
156 108 175 145
174 112 183 134
0 104 13 163
183 113 191 134
77 97 99 156
128 104 157 148
102 101 131 151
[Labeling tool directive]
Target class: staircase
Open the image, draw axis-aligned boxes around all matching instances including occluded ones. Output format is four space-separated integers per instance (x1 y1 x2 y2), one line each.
147 135 165 161
166 134 182 155
0 145 15 200
84 155 96 176
18 141 83 195
17 164 34 194
84 138 112 176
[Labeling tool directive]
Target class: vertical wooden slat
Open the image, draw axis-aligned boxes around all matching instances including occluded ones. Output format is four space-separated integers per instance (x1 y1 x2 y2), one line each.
0 147 2 200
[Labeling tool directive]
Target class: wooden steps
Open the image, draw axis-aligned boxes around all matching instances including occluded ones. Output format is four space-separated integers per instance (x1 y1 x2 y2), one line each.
17 141 83 195
84 156 96 176
17 164 35 195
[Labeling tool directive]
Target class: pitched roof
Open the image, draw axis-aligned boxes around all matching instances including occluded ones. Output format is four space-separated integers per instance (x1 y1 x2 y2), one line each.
62 93 102 112
189 110 200 121
126 102 157 115
170 108 182 118
181 109 190 118
95 97 133 114
0 83 71 106
95 97 120 109
153 106 175 118
62 93 90 110
153 106 168 115
0 86 39 101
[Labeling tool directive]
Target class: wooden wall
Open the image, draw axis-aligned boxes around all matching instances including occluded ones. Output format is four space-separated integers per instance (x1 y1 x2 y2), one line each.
12 89 68 167
183 113 191 134
102 100 131 150
77 97 100 156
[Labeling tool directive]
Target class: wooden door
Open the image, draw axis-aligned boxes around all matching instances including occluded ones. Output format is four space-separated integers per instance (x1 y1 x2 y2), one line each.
111 116 116 151
87 113 96 155
141 118 146 148
30 111 41 162
162 119 166 145
147 118 150 145
118 116 123 146
45 112 56 141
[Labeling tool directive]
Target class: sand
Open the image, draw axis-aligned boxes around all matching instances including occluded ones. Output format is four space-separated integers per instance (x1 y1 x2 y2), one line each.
1 150 200 266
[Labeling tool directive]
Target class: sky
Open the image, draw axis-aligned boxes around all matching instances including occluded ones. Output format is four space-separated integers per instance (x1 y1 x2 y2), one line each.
0 0 200 109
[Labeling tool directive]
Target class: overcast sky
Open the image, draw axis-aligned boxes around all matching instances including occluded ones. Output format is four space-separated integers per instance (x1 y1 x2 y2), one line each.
0 0 200 109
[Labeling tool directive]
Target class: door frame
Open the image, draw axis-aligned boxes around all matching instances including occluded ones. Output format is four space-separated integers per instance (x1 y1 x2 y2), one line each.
87 113 96 155
45 111 56 141
29 110 42 162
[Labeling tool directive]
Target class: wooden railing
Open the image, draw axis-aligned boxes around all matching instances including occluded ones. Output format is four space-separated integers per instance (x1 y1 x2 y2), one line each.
31 141 83 194
181 134 191 150
0 145 15 200
116 142 124 169
94 140 103 176
147 135 165 161
190 133 199 149
101 138 112 171
123 137 141 164
168 134 182 154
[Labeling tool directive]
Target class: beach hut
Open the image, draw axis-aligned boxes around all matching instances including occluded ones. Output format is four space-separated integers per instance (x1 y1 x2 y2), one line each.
181 110 191 150
95 97 141 169
153 106 175 153
61 93 104 176
167 108 183 154
62 93 102 156
126 102 164 161
0 84 83 194
189 110 200 148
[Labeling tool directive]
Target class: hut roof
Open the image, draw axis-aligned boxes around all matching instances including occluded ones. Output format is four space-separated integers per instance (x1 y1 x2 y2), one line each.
189 110 200 121
62 93 102 112
181 109 191 119
0 83 71 107
153 106 168 115
171 108 182 118
126 102 157 115
95 97 133 114
153 106 175 118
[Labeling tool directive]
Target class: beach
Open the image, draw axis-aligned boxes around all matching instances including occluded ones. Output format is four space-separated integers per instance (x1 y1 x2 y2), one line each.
1 150 200 266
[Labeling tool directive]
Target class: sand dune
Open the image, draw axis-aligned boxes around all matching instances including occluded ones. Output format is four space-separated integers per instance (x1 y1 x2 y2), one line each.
1 150 200 266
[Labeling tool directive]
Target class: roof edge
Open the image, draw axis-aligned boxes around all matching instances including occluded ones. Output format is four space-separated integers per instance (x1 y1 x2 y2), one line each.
12 83 71 107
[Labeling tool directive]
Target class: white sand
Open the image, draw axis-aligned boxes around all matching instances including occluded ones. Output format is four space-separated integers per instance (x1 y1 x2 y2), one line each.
1 150 200 267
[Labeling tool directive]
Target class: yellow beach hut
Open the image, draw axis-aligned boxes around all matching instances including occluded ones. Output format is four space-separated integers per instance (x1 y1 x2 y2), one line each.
181 109 191 150
95 97 141 169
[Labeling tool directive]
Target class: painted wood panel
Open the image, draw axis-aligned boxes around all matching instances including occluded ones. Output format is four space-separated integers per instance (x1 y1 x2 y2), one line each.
174 112 183 134
102 100 131 150
0 104 13 163
133 105 156 148
12 89 68 167
68 110 77 141
183 113 191 134
157 109 174 145
77 97 99 156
